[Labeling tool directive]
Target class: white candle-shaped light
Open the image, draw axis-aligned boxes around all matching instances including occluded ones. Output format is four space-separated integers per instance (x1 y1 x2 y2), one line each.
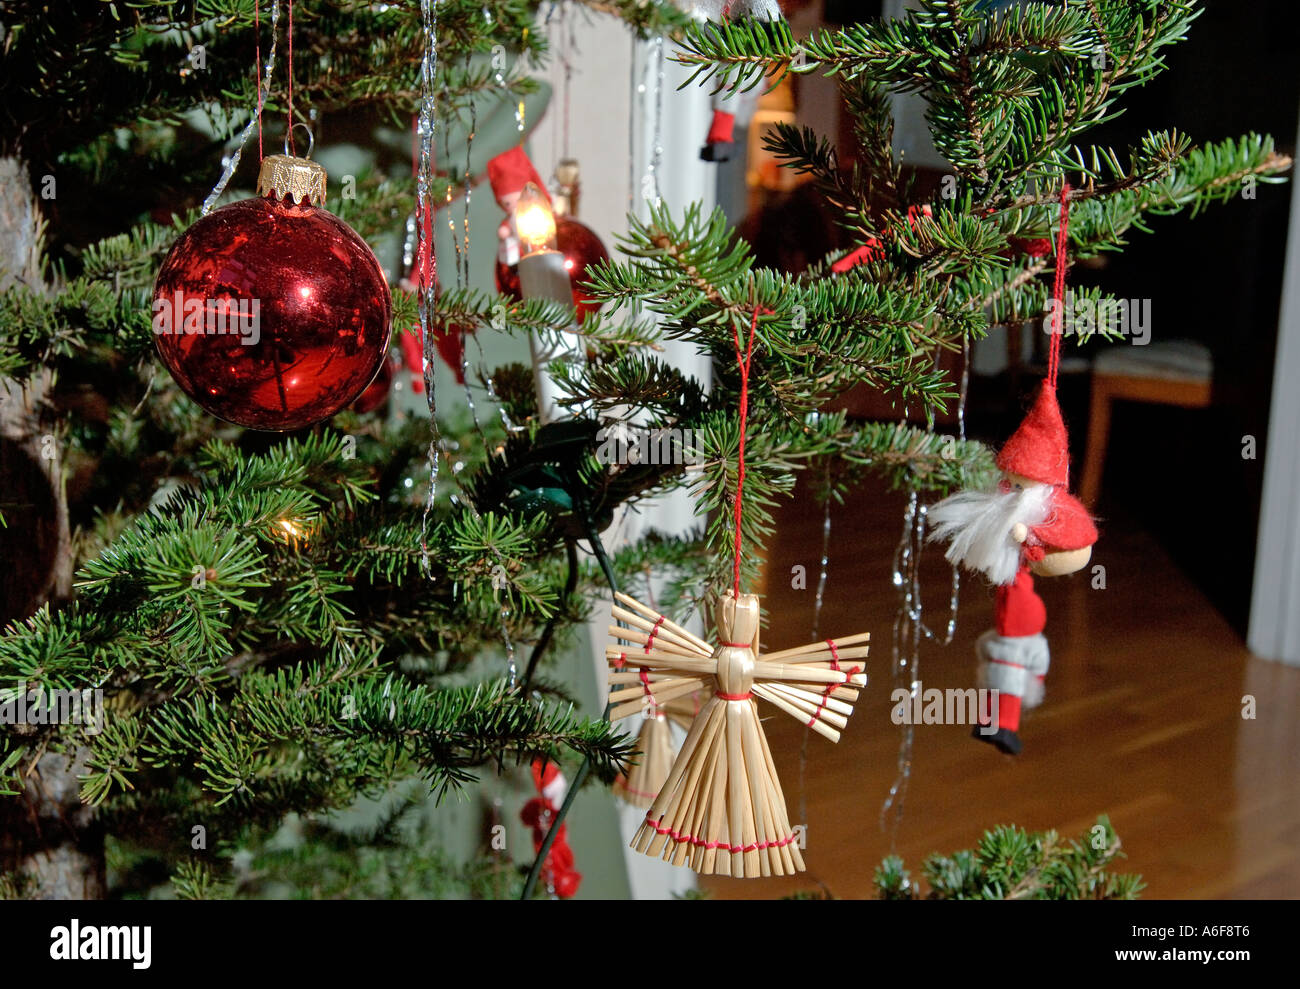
514 182 582 423
515 182 558 256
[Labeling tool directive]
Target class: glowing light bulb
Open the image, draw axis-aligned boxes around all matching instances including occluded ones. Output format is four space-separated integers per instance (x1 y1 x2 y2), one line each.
514 183 557 256
276 518 310 548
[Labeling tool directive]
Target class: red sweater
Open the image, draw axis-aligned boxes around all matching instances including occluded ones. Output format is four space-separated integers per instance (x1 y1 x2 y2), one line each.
996 565 1046 638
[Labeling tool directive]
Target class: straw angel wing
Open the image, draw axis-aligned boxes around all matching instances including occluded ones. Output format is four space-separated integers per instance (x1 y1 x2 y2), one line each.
611 693 699 809
612 713 672 809
606 588 868 877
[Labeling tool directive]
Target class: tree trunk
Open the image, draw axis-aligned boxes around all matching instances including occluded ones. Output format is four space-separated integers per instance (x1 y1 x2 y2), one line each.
0 751 107 899
0 155 104 898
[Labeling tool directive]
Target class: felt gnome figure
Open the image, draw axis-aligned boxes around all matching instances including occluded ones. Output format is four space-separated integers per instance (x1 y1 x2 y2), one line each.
928 383 1098 755
520 759 581 898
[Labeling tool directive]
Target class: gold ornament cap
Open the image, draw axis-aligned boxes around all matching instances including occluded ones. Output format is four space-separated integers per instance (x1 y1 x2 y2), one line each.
553 158 580 218
554 158 580 187
257 154 327 205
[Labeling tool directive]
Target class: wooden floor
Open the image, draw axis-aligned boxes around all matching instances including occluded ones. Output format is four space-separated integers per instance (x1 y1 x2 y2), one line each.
701 473 1300 900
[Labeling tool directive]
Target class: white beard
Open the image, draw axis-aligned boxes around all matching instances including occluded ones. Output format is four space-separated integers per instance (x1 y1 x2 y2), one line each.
927 483 1052 586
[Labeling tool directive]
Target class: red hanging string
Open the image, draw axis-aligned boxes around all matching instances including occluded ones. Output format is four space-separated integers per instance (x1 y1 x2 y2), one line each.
1047 181 1071 390
286 0 295 156
731 301 760 595
254 0 263 161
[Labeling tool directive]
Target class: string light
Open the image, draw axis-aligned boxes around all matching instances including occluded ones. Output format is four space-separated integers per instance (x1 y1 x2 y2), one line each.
514 184 558 255
274 517 311 549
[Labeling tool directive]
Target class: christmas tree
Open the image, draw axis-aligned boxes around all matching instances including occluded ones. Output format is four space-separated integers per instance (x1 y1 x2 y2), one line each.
0 0 1288 899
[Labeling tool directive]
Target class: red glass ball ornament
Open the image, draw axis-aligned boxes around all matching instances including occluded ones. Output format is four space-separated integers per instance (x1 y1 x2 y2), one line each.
495 216 609 322
152 155 391 431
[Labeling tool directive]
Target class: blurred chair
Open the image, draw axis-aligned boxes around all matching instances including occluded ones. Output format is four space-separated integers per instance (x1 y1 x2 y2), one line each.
1079 340 1213 507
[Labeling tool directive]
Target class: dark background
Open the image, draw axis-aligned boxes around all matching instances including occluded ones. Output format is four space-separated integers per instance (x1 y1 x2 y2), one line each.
1078 0 1297 631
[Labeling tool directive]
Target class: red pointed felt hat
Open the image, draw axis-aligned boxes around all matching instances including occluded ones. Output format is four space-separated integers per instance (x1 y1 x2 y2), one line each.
487 145 551 210
997 383 1071 487
531 757 560 791
1031 490 1099 552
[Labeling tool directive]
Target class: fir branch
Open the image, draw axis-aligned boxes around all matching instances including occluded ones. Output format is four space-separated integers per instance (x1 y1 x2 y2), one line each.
130 673 634 806
876 815 1142 899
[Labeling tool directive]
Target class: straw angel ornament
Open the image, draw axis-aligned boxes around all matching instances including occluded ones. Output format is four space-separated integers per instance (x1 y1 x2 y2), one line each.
602 299 868 876
606 590 869 877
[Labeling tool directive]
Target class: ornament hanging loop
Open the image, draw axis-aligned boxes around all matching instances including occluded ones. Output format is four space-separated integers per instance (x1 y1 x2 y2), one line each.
1046 181 1071 390
284 122 314 159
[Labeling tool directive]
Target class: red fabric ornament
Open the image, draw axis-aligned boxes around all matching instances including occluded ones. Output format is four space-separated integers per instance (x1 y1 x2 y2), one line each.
399 324 468 389
435 327 467 384
705 108 736 145
996 383 1071 487
831 240 881 272
1007 236 1053 258
398 327 426 391
531 759 561 793
1031 489 1098 553
938 185 1095 755
548 842 575 872
350 355 393 414
519 796 546 830
530 821 568 849
395 182 475 389
551 869 581 899
396 198 463 391
494 216 610 323
153 168 390 431
522 759 581 898
487 146 551 210
996 567 1047 638
830 205 933 274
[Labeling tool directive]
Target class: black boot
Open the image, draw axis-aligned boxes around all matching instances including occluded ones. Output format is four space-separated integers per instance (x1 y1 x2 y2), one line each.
972 723 1021 755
